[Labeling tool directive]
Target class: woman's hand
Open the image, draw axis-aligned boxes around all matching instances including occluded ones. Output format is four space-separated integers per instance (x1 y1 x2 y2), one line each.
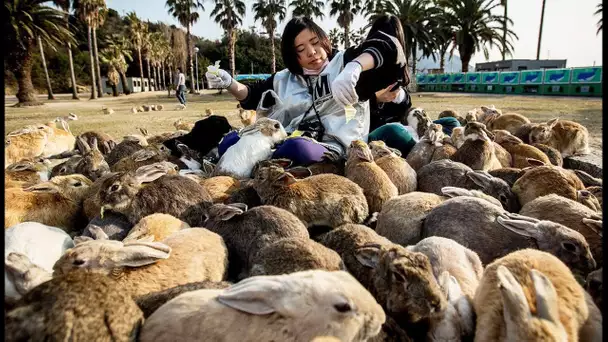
331 61 363 107
205 69 233 89
375 83 400 103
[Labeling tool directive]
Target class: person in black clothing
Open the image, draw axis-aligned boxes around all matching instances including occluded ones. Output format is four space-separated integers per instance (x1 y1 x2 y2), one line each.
205 16 411 165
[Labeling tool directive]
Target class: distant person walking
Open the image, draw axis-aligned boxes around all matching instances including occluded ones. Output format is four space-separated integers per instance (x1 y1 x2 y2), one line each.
176 67 186 108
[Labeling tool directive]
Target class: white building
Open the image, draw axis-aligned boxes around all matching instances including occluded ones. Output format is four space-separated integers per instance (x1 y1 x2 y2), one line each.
101 77 156 94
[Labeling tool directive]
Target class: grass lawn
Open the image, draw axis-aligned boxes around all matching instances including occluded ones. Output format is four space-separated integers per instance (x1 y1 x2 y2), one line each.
5 90 603 158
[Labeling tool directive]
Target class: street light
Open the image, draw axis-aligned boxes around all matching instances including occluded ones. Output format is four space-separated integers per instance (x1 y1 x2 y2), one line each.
194 47 200 92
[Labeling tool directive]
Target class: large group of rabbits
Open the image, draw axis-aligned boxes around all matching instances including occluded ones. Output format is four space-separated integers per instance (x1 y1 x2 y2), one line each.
3 104 603 341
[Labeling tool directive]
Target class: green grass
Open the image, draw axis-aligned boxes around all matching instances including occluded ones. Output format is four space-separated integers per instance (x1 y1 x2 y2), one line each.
5 90 603 156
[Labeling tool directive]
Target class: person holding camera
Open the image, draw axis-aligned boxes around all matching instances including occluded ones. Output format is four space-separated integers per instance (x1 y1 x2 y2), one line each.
206 16 409 166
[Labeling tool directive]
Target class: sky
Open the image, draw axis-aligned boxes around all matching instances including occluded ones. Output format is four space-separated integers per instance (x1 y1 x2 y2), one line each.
105 0 603 68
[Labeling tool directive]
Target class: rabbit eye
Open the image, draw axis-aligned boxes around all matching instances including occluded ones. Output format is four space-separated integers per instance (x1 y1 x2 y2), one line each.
393 270 406 283
73 182 82 187
110 184 120 192
334 302 353 313
562 242 578 253
274 123 280 129
499 194 507 204
73 259 85 266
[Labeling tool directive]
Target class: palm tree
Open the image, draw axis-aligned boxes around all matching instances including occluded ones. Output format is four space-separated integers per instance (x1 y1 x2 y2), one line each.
501 0 507 60
595 3 602 35
329 28 344 47
210 0 247 77
126 12 148 92
102 34 133 95
437 0 517 72
329 0 362 48
166 0 206 93
371 0 440 74
37 36 55 100
74 0 106 99
289 0 325 20
5 0 74 106
142 29 154 91
535 0 545 60
52 0 80 99
253 0 286 73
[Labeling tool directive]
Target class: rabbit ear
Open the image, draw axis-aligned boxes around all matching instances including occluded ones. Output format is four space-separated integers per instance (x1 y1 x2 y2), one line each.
582 218 603 237
90 137 99 152
135 164 169 184
269 158 293 168
277 172 297 186
217 277 286 315
24 182 59 193
286 166 312 179
354 244 383 269
546 118 559 129
112 241 172 267
351 147 373 162
496 213 542 240
6 163 34 172
214 204 246 221
76 136 91 153
441 186 473 198
497 265 530 323
132 149 157 162
526 158 546 167
74 236 94 245
88 225 109 240
466 171 492 188
139 128 149 136
5 252 34 277
530 269 561 324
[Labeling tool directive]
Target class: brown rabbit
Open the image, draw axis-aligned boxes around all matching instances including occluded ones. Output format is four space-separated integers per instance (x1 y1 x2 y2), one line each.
98 167 213 225
512 163 587 208
451 122 501 171
529 118 590 157
105 137 147 167
78 131 117 155
406 124 456 171
369 140 417 195
483 113 530 134
531 143 563 167
111 144 175 173
438 110 465 125
493 130 550 168
239 108 257 127
74 136 110 181
492 141 513 168
345 140 398 213
513 123 535 143
5 157 51 187
173 118 195 131
252 165 369 227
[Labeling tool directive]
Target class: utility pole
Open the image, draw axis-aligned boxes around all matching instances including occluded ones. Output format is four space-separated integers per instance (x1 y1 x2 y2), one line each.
194 47 200 92
536 0 547 60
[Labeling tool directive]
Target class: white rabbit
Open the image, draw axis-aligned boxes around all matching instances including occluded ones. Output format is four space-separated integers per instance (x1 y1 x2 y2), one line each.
213 118 287 179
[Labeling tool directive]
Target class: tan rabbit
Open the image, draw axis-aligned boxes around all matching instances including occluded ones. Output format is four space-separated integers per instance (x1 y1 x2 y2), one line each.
111 144 174 173
345 140 398 213
74 137 110 181
173 118 195 131
252 165 369 227
531 143 563 167
492 141 513 168
239 108 257 127
204 108 214 117
493 130 551 168
450 122 502 171
406 123 457 171
475 105 502 123
5 174 92 232
369 140 417 195
78 131 116 155
438 109 465 125
529 118 590 157
5 157 51 187
483 113 531 134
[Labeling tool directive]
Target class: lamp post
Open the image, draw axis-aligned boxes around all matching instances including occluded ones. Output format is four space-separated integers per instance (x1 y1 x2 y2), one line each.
194 47 200 92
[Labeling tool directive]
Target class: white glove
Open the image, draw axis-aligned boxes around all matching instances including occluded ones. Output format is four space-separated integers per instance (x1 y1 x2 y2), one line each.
392 88 406 104
331 61 362 107
205 69 233 89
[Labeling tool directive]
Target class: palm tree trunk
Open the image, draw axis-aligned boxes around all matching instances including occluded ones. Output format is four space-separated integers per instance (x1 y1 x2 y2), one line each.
37 36 55 100
110 82 118 97
270 26 276 73
344 19 350 48
161 61 167 91
119 71 130 95
67 42 79 99
461 52 472 73
187 24 195 94
439 43 449 71
412 41 417 75
92 27 103 98
138 48 145 92
168 67 173 97
229 28 236 77
146 58 152 91
87 25 97 99
536 0 546 60
10 40 41 106
154 65 159 91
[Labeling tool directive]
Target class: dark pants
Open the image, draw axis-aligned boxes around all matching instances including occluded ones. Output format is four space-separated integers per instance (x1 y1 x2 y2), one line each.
176 85 186 105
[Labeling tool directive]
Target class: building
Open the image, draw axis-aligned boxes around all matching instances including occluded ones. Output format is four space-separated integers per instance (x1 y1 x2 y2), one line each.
475 59 567 72
100 77 156 94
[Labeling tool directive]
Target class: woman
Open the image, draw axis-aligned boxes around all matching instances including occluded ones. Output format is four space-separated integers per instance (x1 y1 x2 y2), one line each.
206 16 408 166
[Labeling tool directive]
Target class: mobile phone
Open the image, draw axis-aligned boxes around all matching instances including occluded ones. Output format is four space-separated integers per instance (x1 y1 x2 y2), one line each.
390 83 401 92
